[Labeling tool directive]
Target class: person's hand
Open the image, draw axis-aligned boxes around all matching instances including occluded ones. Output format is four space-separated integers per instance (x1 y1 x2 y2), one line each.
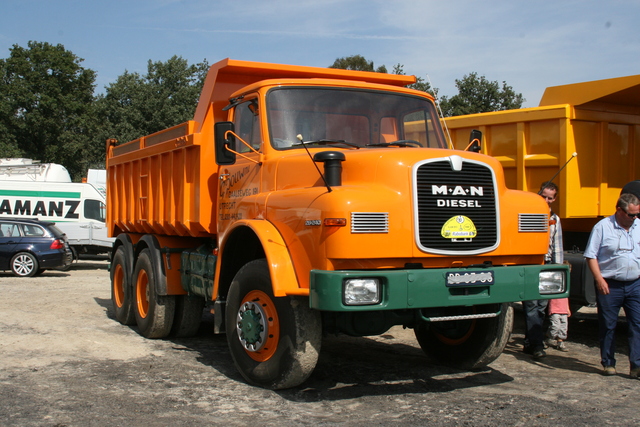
595 277 610 295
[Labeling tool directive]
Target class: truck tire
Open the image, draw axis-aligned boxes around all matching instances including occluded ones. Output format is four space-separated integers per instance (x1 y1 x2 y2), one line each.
111 246 135 325
225 259 321 390
414 303 513 369
171 295 205 337
133 249 175 338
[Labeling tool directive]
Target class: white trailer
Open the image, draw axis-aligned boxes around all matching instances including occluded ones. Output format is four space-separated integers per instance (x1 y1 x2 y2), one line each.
0 170 114 262
0 159 114 260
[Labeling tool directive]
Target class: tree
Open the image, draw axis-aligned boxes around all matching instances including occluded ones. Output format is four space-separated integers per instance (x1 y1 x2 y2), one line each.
330 56 524 117
329 55 387 73
330 56 438 97
391 63 437 97
0 41 98 179
95 56 209 146
439 72 524 117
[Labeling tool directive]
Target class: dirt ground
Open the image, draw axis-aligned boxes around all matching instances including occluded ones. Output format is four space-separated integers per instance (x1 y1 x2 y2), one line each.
1 260 639 426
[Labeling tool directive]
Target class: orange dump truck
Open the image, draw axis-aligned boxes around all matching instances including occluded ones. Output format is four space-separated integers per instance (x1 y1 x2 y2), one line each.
106 58 569 389
443 74 640 309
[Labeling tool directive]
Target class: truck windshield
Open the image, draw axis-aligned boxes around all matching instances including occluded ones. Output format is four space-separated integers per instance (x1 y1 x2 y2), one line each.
267 88 446 150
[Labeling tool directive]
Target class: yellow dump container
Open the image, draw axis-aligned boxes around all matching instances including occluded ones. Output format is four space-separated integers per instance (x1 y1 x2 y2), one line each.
443 74 640 232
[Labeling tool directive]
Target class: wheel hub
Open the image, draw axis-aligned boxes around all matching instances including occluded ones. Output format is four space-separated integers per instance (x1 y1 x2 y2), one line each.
14 254 34 275
236 301 267 352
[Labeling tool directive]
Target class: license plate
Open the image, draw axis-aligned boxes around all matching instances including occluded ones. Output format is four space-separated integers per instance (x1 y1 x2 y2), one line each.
446 270 494 287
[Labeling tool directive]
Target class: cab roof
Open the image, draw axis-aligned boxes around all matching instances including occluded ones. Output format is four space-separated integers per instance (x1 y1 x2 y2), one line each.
193 58 418 130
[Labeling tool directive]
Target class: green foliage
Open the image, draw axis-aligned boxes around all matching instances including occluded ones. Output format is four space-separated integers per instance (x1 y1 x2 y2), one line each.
0 41 98 179
331 57 439 97
95 56 209 146
390 63 437 97
0 43 208 178
329 55 387 73
438 72 524 117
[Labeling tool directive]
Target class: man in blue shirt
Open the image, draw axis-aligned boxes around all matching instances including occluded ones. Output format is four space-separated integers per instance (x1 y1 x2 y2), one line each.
585 193 640 378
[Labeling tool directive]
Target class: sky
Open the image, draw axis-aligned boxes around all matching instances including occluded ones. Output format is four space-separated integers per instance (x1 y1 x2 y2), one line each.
1 0 638 107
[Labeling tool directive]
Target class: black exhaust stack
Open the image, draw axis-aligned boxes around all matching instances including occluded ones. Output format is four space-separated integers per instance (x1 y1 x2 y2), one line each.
313 151 346 187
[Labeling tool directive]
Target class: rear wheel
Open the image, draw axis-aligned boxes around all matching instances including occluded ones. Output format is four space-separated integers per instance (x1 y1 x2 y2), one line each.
225 259 321 389
111 247 135 325
133 249 175 338
414 303 513 369
11 252 38 277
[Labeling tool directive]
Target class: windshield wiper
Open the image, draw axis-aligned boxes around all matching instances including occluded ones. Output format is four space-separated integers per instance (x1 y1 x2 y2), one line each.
293 138 361 149
366 139 422 148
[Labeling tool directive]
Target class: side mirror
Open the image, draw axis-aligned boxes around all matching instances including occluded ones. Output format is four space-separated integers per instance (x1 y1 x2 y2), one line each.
467 129 482 153
215 121 236 165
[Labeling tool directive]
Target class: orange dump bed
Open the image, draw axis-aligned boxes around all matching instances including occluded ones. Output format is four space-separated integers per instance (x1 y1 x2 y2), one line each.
107 120 216 237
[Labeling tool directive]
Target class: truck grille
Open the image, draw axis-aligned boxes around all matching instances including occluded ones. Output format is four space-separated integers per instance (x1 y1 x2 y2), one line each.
414 157 498 254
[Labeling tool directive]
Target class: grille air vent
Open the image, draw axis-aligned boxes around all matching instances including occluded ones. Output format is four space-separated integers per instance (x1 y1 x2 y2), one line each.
351 212 389 233
518 214 549 232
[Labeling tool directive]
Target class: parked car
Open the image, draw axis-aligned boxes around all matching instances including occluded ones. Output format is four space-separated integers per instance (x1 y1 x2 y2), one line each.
0 218 73 277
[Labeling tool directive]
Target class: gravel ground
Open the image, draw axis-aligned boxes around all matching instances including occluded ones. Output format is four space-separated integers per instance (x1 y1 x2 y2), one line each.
0 260 638 426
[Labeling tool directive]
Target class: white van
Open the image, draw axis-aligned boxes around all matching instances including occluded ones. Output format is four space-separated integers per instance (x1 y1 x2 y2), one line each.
0 180 114 259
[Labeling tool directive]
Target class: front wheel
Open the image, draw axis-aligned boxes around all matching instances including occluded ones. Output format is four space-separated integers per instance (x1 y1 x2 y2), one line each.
225 259 322 390
414 303 513 369
11 252 39 277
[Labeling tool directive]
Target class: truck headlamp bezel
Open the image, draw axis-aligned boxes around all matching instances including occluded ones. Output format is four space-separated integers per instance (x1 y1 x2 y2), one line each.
538 270 566 294
343 278 381 305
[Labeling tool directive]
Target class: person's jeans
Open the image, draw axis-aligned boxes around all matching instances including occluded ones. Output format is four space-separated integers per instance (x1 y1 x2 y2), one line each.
597 278 640 369
523 299 549 351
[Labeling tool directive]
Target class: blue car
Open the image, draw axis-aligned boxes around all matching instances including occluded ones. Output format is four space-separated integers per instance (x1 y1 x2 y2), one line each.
0 218 73 277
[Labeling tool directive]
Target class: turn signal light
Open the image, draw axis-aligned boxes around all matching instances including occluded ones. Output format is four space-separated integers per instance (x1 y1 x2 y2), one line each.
324 218 347 227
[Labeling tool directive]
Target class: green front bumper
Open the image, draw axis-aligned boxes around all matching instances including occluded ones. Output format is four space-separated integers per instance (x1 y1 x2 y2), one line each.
309 264 569 312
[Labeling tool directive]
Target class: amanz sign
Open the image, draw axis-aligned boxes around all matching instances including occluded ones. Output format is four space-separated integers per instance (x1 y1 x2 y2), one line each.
0 189 81 219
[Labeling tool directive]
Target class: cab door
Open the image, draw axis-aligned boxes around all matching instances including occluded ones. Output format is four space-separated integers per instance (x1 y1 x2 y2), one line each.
217 97 263 238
